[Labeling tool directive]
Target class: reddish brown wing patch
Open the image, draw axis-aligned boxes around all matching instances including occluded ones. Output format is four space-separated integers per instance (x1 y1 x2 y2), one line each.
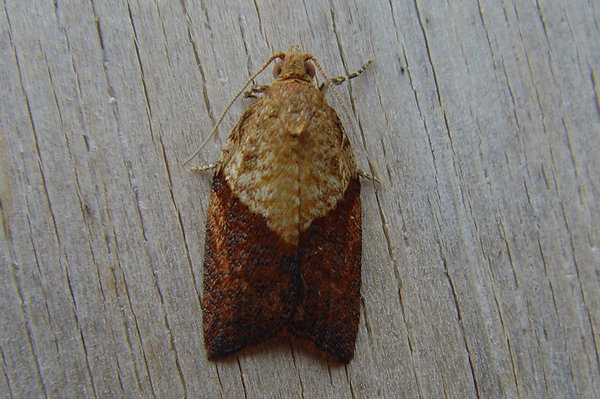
289 178 362 364
202 171 303 360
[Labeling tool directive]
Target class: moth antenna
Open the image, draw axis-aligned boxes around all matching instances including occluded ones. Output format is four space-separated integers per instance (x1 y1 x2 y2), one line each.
309 57 354 135
310 56 379 182
183 52 285 166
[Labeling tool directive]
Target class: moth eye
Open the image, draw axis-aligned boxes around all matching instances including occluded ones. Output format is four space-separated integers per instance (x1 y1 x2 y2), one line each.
305 61 316 78
273 61 283 78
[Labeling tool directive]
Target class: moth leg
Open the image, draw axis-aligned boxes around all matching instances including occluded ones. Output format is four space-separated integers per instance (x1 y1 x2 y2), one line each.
319 59 373 91
191 163 218 173
358 169 380 183
243 84 271 98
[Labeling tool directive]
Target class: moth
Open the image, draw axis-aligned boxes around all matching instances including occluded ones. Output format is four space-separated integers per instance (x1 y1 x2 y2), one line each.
197 46 371 363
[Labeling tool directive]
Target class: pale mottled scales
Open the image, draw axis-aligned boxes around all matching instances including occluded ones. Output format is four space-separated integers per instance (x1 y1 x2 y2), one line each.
221 75 356 246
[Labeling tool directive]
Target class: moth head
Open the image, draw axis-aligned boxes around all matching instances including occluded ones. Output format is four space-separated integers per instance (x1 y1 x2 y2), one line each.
274 46 316 82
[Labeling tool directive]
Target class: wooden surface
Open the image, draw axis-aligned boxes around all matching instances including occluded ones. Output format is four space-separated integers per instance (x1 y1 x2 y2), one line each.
1 0 599 397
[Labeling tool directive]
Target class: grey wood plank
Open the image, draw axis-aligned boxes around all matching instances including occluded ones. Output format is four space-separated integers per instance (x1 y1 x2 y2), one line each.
0 0 598 397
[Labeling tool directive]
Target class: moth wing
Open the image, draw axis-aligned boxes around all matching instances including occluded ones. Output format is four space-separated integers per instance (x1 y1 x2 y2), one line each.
289 177 362 364
202 171 302 360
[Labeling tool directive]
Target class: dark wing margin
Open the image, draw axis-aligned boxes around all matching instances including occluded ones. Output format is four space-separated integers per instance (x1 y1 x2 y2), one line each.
202 171 302 360
289 177 362 363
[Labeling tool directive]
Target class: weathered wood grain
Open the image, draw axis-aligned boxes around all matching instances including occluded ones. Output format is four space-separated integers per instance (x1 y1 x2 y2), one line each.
1 0 598 397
